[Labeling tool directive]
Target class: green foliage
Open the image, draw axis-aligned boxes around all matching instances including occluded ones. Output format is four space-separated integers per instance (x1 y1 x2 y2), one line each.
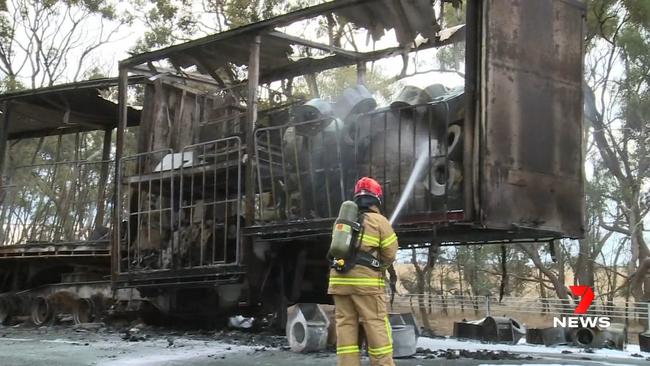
0 75 25 93
82 67 109 80
585 0 620 44
622 0 650 28
132 0 289 53
435 2 465 72
312 66 392 101
223 0 284 27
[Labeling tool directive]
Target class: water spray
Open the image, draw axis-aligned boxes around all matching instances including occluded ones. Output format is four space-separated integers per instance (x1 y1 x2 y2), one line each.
389 150 430 225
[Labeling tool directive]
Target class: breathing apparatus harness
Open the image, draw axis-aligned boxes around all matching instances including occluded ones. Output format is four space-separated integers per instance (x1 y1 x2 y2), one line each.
329 207 382 273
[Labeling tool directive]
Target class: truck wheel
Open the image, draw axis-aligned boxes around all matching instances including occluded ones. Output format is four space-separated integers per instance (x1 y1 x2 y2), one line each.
0 297 14 325
31 296 53 326
73 298 95 324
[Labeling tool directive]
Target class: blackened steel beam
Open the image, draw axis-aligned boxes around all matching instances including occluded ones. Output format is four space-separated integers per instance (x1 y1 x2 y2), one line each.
463 0 479 222
112 68 129 283
0 102 9 177
245 35 261 228
94 128 113 228
119 0 377 68
267 31 360 59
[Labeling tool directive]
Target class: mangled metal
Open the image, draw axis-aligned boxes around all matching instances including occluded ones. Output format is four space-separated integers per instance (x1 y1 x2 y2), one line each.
453 316 525 345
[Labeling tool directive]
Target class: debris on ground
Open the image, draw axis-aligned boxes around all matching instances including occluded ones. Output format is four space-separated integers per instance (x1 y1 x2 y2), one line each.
228 315 254 329
212 329 288 349
415 347 530 361
121 327 148 342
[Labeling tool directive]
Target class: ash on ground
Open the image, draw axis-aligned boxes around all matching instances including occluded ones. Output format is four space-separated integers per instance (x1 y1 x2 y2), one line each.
415 347 535 361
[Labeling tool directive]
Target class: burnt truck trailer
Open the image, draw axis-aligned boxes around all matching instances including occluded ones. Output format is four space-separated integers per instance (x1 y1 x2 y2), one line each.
0 0 585 326
0 78 145 324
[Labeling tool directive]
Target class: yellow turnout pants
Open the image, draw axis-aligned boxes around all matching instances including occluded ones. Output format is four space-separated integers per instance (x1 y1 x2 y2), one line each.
333 294 394 366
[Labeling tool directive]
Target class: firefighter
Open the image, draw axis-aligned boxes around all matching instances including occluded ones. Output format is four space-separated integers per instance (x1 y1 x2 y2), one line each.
328 177 398 366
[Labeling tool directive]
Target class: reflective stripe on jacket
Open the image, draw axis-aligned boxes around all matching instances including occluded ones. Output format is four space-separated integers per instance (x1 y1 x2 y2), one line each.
328 207 398 296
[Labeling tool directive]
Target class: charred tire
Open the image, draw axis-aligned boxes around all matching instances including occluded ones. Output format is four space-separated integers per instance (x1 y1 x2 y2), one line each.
31 296 53 326
73 298 95 325
0 297 15 325
573 328 596 347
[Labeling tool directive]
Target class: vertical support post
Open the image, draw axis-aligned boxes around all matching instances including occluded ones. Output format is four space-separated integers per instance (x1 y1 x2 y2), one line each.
356 61 366 86
463 0 480 222
485 296 491 317
0 101 10 244
95 128 113 229
242 34 261 307
0 102 9 180
644 302 650 332
112 67 128 282
245 35 261 228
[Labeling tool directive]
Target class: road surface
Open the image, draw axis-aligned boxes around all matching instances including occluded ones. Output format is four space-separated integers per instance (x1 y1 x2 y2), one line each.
0 325 647 366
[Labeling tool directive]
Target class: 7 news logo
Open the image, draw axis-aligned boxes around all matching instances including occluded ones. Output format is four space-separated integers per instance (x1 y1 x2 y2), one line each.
552 286 611 328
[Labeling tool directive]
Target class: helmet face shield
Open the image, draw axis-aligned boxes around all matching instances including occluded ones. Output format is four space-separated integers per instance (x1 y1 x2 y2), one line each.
354 177 383 205
354 193 382 207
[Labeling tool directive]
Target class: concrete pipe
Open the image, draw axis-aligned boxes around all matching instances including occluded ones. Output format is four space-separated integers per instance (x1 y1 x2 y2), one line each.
424 84 448 100
510 318 526 344
453 320 483 340
446 124 463 161
597 324 625 350
31 296 53 326
525 328 544 345
639 332 650 352
572 324 625 349
286 303 330 353
424 158 461 197
389 312 420 339
541 327 570 346
526 327 570 346
571 327 596 347
481 316 525 344
292 98 334 136
73 298 95 325
391 324 417 358
334 85 376 122
390 85 430 111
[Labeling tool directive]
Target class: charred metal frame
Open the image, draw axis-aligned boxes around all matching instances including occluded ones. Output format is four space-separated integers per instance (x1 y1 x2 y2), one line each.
0 0 588 323
108 0 586 304
0 159 115 246
252 100 459 226
116 137 243 273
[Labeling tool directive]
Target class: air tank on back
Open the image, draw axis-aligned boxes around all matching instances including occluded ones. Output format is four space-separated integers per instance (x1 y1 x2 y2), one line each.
328 200 359 258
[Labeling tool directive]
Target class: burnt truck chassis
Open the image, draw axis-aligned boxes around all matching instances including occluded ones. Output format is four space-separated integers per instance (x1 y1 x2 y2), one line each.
111 0 586 323
0 0 585 328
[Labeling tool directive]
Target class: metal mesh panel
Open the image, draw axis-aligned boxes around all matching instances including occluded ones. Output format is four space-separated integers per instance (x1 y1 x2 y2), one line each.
118 149 175 272
254 102 459 223
118 137 243 274
0 160 114 246
178 137 242 267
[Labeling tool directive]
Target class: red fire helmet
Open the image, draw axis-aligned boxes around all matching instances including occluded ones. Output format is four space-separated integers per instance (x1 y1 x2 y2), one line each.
354 177 383 202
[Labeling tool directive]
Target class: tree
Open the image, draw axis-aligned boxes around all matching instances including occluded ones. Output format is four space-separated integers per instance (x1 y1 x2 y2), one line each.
583 0 650 300
131 0 290 53
0 0 130 91
408 246 439 330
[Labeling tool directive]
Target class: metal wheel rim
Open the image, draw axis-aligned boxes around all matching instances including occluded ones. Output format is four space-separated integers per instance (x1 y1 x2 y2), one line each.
31 297 51 326
73 298 95 324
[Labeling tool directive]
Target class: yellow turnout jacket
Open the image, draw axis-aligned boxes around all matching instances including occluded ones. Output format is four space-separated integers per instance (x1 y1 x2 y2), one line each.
328 207 398 295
